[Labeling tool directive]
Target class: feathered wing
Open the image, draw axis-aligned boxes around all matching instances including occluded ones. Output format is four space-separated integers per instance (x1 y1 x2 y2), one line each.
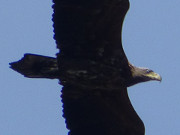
52 0 145 135
52 0 133 90
52 0 129 62
62 85 145 135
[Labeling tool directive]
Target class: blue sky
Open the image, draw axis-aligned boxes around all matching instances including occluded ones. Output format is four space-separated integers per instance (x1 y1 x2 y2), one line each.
1 0 179 135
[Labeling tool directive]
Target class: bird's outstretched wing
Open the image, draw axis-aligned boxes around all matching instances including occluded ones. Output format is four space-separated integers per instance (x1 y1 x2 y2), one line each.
53 0 129 62
62 84 145 135
52 0 133 89
52 0 145 135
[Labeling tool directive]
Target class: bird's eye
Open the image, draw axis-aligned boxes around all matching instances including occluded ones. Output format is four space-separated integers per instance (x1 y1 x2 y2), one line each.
146 69 152 73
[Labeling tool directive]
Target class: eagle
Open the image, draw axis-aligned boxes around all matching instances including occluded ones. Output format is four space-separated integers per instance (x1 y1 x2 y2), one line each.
10 0 161 135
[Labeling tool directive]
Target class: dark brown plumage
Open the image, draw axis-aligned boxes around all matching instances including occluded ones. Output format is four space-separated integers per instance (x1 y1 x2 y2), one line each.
10 0 161 135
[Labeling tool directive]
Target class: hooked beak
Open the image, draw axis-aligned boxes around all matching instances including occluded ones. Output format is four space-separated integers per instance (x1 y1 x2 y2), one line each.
146 72 162 82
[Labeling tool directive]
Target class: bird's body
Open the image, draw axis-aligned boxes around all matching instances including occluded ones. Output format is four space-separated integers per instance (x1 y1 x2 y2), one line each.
10 0 161 135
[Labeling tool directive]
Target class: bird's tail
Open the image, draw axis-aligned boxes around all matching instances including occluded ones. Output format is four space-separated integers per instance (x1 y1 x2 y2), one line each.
10 53 59 79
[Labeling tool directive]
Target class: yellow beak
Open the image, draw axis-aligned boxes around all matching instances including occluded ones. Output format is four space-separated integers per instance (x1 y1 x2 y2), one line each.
146 72 162 82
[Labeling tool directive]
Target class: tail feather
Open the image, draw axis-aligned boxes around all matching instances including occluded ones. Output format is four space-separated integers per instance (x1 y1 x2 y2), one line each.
10 53 59 79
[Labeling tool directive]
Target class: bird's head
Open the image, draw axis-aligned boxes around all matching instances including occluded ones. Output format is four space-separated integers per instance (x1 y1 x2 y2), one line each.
127 64 162 87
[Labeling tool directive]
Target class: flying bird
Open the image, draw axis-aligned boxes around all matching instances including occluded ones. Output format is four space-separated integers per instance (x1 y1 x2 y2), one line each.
10 0 161 135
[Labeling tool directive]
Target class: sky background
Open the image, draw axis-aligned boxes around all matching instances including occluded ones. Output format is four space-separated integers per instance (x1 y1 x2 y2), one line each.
0 0 179 135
